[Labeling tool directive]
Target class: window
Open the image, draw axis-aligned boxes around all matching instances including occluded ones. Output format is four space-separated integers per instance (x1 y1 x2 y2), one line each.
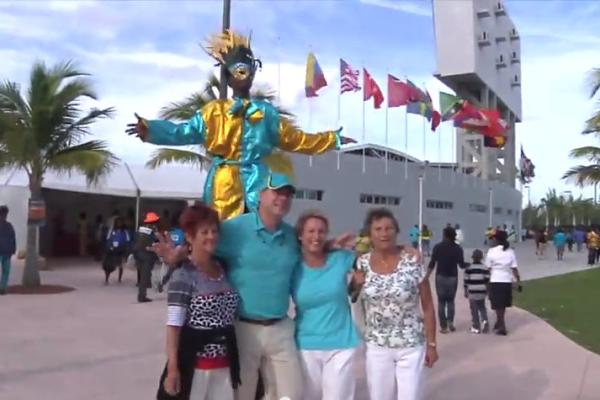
360 193 401 206
507 209 513 215
494 207 503 215
426 200 454 210
469 204 487 213
512 51 517 58
499 54 504 62
295 188 323 201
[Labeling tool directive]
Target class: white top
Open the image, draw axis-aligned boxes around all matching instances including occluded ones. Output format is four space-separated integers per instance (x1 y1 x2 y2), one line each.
485 245 518 283
357 252 426 349
455 229 464 245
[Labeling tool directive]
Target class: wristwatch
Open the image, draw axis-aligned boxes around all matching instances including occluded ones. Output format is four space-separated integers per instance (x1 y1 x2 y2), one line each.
427 342 437 348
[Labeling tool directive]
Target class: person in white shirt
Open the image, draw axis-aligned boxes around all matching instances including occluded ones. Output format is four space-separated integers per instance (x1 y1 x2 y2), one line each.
454 224 464 246
485 230 522 336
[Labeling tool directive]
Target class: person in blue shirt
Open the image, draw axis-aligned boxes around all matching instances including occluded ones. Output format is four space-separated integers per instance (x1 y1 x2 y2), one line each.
553 228 567 261
157 218 186 293
103 217 131 284
291 210 363 400
409 224 420 249
0 205 16 295
573 228 586 252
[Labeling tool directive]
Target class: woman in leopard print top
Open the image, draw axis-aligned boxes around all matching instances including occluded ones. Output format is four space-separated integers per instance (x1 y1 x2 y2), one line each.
159 203 239 400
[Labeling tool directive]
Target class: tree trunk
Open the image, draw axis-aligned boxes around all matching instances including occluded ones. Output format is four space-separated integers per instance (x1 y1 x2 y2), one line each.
22 179 42 287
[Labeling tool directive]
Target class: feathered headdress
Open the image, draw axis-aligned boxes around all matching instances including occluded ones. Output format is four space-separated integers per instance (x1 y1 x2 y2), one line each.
202 29 253 66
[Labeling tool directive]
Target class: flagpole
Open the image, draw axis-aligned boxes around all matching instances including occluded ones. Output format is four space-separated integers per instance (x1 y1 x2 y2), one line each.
422 81 427 163
277 36 282 101
451 125 456 184
384 70 389 175
308 45 313 168
362 77 366 174
404 105 408 180
337 60 341 170
361 66 366 174
438 122 442 182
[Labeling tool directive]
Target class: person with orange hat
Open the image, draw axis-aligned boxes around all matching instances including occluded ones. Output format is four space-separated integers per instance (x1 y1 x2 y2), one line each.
133 211 161 303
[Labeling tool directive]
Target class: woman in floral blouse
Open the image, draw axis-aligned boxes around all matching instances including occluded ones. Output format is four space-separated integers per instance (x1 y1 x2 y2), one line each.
354 208 438 400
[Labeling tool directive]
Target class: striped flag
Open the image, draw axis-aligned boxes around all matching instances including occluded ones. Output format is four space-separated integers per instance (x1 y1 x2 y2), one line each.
340 59 360 94
305 52 327 97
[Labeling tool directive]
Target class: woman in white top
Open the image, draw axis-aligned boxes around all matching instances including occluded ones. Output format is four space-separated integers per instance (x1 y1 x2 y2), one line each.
485 230 522 336
354 208 438 400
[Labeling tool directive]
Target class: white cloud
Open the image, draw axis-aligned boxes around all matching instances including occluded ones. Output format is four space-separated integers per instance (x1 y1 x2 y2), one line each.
360 0 431 16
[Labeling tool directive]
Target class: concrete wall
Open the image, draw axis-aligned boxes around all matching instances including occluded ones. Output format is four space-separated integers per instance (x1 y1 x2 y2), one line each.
433 0 522 119
288 151 521 249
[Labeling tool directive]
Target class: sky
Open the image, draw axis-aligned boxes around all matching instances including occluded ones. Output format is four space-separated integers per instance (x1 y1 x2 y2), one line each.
1 0 599 204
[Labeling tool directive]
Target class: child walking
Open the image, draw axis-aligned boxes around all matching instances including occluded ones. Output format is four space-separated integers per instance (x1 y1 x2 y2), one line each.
464 249 490 334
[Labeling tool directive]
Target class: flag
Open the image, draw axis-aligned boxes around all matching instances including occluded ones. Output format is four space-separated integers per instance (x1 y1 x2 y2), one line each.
388 75 413 107
519 146 535 183
484 135 507 148
363 68 384 109
439 92 462 121
407 90 441 131
305 52 327 97
406 80 427 102
340 59 360 94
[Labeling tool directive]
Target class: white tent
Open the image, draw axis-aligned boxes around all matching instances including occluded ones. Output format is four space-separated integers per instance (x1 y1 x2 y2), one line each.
0 163 207 254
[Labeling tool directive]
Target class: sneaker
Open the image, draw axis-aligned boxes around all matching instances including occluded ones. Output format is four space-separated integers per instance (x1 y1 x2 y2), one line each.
440 328 449 334
138 298 153 303
449 323 456 332
496 328 508 336
481 320 490 333
470 327 480 334
157 283 163 293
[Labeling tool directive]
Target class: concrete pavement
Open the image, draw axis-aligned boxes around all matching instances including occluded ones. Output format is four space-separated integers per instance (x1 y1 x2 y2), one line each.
0 242 599 400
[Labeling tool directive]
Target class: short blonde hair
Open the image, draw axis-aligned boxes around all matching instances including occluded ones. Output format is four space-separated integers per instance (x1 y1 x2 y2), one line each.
295 209 329 237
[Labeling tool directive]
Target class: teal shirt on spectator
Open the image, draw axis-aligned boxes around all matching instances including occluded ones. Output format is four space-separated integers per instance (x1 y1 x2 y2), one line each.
217 212 300 319
292 250 361 350
553 232 567 247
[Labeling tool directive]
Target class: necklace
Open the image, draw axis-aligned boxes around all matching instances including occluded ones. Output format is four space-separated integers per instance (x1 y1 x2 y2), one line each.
372 251 400 272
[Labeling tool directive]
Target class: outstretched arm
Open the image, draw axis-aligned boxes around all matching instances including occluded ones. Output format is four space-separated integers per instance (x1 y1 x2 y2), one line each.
277 118 354 154
127 111 205 146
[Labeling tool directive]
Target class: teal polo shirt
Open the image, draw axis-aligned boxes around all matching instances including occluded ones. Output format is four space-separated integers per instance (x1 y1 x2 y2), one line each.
217 212 300 319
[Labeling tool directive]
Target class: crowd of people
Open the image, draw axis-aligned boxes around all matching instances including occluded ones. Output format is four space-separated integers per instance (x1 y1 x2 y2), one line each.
527 225 600 265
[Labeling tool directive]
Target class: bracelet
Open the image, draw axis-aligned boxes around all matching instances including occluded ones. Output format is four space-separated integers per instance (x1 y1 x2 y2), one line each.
427 342 437 348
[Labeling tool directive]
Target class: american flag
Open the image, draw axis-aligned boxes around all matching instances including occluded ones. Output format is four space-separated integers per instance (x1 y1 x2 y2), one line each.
340 59 360 94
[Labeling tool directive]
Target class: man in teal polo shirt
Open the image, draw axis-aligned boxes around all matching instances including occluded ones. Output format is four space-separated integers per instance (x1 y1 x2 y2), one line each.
216 171 302 400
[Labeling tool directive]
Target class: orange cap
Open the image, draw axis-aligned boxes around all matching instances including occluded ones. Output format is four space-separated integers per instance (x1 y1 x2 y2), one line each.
144 212 160 224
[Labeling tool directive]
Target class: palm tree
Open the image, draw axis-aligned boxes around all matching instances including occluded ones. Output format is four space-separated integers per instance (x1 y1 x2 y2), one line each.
0 61 118 287
146 74 294 169
563 67 600 185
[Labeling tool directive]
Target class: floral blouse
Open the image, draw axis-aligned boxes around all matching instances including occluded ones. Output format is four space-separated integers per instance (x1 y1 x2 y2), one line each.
358 252 425 348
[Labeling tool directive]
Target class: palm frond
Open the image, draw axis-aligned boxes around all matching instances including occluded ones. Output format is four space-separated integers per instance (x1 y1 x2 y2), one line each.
569 146 600 162
53 107 115 151
0 80 31 122
46 140 119 185
159 93 211 121
587 68 600 99
562 164 600 187
582 112 600 135
146 148 208 169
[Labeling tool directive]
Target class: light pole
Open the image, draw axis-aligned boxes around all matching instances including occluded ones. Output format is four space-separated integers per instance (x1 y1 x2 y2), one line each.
219 0 232 100
488 187 493 227
418 175 424 254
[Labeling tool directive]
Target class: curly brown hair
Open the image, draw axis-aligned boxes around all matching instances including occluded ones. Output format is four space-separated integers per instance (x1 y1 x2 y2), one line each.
179 202 220 238
363 207 400 234
295 209 329 237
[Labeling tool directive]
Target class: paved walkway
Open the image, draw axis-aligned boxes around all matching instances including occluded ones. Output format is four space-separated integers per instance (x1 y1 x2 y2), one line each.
0 242 599 399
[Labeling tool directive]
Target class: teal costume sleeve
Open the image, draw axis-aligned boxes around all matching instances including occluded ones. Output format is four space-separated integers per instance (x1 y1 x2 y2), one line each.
145 112 206 145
